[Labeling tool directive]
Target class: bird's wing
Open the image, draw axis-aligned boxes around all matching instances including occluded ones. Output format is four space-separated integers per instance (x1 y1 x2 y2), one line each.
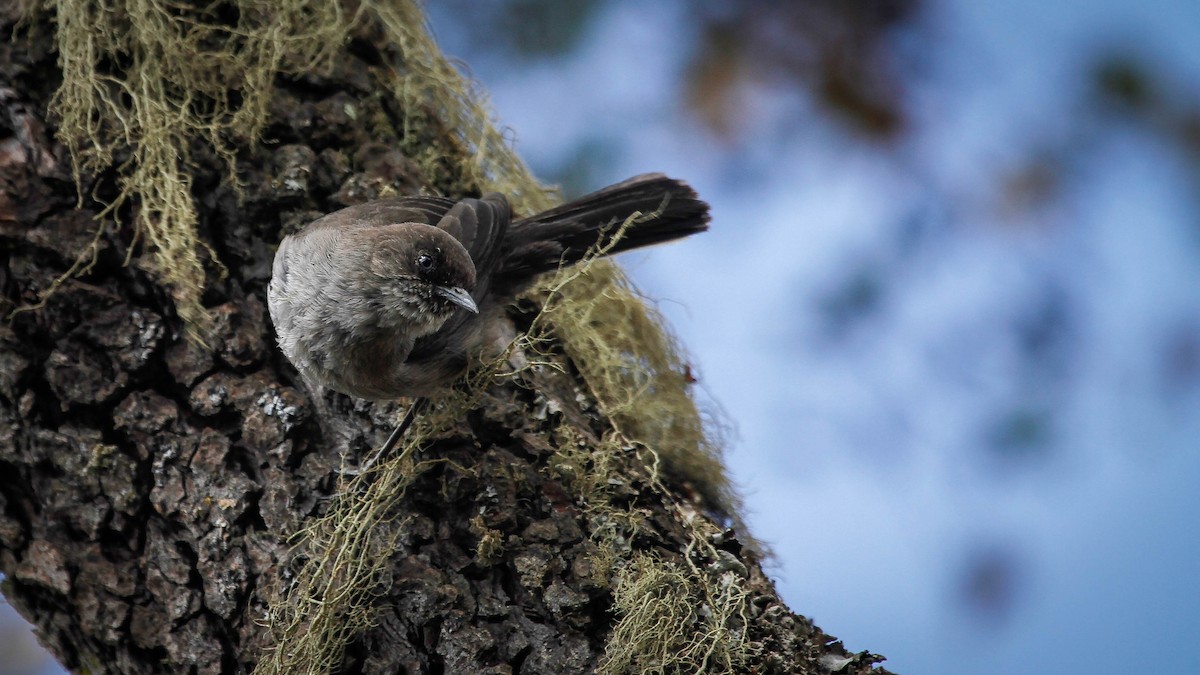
432 193 511 275
406 194 511 364
300 196 458 235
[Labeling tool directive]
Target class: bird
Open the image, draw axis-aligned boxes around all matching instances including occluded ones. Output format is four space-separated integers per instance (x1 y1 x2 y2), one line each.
269 172 709 399
268 173 709 456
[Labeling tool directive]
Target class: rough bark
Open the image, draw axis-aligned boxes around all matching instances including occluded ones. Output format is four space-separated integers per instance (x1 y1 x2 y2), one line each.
0 4 890 674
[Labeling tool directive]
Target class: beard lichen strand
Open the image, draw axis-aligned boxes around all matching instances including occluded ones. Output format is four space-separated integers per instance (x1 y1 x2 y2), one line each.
26 0 360 341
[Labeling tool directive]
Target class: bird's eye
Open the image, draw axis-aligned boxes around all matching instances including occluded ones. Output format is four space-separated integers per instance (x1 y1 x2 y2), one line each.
416 251 437 273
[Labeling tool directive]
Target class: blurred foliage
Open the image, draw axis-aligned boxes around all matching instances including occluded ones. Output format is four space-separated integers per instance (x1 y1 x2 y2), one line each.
1093 52 1200 165
956 544 1023 624
684 0 919 141
1163 323 1200 391
542 136 622 199
435 0 920 147
1095 57 1159 112
817 269 886 340
987 408 1054 463
434 0 602 59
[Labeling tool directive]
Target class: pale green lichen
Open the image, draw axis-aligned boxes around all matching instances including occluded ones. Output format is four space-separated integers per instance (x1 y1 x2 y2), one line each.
255 426 432 675
21 0 358 340
599 554 753 675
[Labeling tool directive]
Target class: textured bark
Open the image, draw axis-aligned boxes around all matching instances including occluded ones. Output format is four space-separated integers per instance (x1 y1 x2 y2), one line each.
0 4 890 674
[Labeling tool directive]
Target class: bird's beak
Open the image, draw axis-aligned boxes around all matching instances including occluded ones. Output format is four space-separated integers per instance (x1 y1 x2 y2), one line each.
437 285 478 314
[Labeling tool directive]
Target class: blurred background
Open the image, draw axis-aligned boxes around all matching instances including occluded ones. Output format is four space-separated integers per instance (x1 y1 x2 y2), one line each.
5 0 1200 673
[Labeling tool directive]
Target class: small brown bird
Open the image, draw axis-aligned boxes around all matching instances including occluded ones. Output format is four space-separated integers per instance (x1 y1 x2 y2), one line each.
267 173 709 402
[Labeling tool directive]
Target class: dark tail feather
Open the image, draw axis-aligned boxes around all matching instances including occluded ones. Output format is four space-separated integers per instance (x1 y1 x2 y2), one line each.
500 173 710 281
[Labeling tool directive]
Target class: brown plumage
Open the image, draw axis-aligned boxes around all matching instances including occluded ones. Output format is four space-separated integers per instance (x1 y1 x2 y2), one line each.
267 173 710 400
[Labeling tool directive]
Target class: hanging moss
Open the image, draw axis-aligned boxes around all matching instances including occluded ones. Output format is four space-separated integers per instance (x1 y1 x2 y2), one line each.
255 428 434 675
21 0 358 339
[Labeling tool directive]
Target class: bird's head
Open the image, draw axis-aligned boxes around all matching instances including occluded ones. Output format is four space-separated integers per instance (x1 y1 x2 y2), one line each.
359 223 478 338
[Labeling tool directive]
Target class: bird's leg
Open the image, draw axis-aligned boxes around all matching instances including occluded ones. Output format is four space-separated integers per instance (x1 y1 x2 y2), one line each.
359 397 429 472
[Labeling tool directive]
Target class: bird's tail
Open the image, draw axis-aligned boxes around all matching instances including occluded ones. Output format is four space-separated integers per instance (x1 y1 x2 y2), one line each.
499 173 710 280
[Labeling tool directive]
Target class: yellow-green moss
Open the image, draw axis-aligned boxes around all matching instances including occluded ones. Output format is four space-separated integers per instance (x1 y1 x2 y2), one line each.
366 0 559 209
599 554 753 675
21 0 359 340
469 514 506 565
547 404 757 675
257 443 422 675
